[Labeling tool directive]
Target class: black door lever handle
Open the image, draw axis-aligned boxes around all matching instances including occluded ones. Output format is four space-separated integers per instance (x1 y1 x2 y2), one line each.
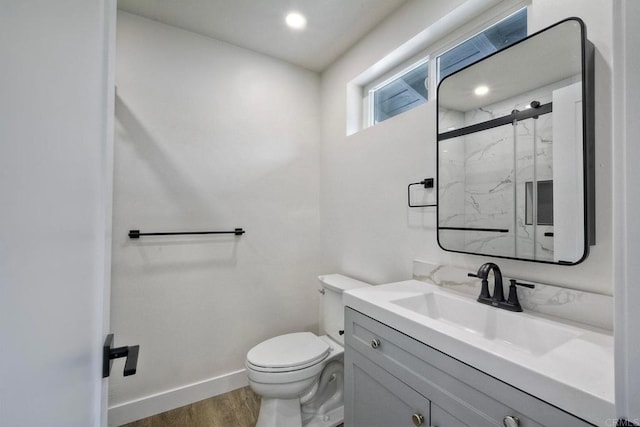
121 344 139 376
103 334 140 378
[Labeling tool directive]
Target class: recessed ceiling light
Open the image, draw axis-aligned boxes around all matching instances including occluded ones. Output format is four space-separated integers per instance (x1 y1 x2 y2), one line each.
286 12 307 30
474 85 489 96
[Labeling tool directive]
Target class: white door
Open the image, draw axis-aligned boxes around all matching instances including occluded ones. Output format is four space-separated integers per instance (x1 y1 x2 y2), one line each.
0 1 116 426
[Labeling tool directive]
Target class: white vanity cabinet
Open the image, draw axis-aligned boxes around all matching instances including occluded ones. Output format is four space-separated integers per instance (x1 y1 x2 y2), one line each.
344 308 594 427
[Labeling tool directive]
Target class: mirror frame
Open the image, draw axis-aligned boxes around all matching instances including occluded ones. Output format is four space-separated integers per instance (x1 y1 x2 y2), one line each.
435 17 595 265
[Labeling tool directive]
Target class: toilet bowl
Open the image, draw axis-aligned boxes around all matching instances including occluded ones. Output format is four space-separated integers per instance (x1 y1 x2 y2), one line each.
246 274 371 427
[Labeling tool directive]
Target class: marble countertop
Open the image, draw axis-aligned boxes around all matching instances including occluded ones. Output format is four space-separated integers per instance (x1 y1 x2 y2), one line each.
344 279 615 426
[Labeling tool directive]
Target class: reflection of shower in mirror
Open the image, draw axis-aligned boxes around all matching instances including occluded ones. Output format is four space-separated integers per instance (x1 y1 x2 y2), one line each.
436 18 595 265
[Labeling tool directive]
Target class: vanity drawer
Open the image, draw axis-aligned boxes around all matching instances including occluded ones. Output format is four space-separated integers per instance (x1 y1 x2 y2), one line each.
345 349 430 427
345 307 593 427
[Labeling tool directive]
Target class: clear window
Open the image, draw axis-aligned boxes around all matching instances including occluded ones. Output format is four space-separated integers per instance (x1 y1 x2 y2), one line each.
437 8 527 83
370 59 428 125
355 5 528 132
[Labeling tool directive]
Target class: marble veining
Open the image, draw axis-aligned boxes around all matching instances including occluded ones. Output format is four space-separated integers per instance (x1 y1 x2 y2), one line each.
412 260 613 331
438 76 583 262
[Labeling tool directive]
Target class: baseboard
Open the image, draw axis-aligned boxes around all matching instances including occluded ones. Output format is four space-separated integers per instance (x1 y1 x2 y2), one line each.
107 369 249 426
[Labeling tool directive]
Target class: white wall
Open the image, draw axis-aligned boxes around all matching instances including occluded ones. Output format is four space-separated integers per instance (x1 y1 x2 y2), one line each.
320 0 614 296
109 12 321 421
320 0 468 283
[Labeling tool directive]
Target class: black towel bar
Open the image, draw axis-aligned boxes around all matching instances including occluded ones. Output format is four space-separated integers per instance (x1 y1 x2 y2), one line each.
128 228 245 239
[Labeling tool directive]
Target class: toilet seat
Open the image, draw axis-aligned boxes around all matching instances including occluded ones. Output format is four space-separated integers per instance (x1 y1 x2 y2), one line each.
247 332 331 373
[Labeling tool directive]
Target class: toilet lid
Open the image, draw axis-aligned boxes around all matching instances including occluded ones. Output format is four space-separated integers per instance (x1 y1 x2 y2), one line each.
247 332 330 370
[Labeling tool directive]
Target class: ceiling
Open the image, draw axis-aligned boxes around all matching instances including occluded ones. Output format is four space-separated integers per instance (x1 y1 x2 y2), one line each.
117 0 409 72
439 19 583 112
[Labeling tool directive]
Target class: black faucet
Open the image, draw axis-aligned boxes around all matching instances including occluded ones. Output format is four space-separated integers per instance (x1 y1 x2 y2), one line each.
468 263 535 312
469 262 504 306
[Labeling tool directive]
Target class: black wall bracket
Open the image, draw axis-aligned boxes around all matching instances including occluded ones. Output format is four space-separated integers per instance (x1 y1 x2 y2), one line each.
408 178 437 208
103 333 139 378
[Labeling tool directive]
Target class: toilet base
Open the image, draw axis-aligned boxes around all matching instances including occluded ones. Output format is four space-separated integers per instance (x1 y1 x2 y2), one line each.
255 398 301 427
255 397 344 427
302 405 343 427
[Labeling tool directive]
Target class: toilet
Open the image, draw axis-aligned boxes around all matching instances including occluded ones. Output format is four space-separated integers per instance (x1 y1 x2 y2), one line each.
246 274 371 427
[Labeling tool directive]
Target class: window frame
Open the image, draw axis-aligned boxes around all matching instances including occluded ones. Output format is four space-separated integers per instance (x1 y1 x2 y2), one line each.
359 2 530 130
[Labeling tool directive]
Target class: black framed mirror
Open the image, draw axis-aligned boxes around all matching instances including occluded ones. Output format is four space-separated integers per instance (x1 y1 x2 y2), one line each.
436 18 594 265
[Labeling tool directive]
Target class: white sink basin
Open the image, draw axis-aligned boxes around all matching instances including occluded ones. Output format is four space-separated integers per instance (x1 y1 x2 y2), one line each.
343 279 614 425
390 292 581 355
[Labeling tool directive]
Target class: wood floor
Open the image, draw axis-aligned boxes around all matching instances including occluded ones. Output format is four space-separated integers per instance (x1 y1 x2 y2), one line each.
121 386 261 427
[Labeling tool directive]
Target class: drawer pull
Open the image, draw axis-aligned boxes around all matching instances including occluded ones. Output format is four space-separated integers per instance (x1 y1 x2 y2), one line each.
412 413 425 426
370 338 381 349
503 415 520 427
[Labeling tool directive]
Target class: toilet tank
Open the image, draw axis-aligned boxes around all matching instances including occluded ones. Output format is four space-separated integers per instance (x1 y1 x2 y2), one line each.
319 274 371 345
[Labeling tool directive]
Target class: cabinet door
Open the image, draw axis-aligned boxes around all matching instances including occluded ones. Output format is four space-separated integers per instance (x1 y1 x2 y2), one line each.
431 404 468 427
345 349 430 427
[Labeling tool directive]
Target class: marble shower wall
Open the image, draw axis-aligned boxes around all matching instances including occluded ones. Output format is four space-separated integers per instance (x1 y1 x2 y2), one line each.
438 76 580 261
516 115 554 261
460 123 514 256
438 109 466 249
